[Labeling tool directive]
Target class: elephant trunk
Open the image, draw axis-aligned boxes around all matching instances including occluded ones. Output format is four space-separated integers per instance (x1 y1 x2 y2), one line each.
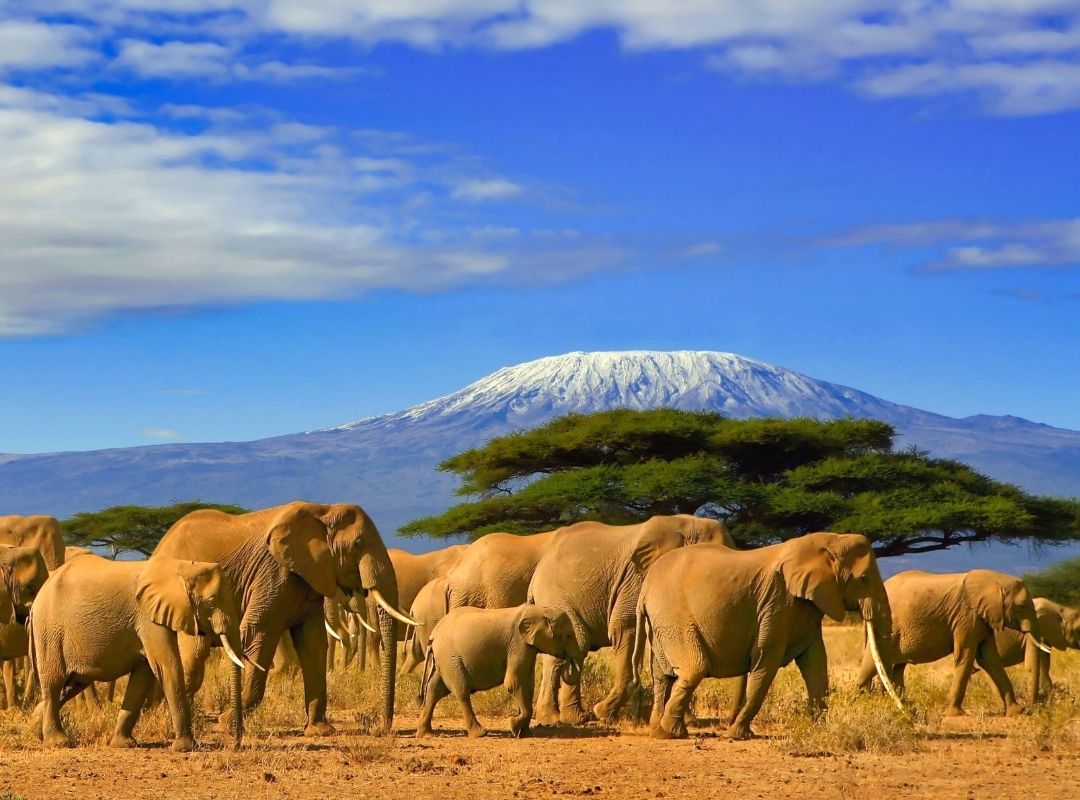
378 607 396 731
230 661 243 749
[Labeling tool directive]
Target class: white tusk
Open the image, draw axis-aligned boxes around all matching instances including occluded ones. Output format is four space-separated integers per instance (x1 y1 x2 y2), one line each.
220 634 246 671
866 619 907 714
246 655 267 673
356 613 377 634
325 621 343 642
1032 638 1053 655
371 588 421 627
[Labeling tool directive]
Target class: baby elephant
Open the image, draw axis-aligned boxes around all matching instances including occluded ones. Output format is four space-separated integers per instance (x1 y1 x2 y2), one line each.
31 554 251 750
417 605 583 738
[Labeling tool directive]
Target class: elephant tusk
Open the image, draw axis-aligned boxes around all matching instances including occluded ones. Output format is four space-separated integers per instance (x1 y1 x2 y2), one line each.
371 588 420 627
245 655 267 673
356 613 377 634
866 619 907 714
1032 638 1053 655
220 634 246 671
325 621 343 642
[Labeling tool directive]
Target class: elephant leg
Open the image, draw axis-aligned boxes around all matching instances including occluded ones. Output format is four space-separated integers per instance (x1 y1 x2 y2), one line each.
944 644 976 716
535 655 561 725
893 663 907 694
595 627 635 723
110 663 155 748
42 680 88 747
855 647 878 692
21 665 38 710
795 636 829 717
326 635 337 674
147 636 196 751
726 674 747 726
975 640 1020 716
416 671 448 738
557 666 592 724
1038 651 1053 699
1 660 14 709
649 649 674 731
105 680 116 703
215 632 276 733
506 662 536 738
457 690 486 738
727 660 781 740
357 624 367 672
292 614 335 737
655 668 704 740
1024 637 1042 704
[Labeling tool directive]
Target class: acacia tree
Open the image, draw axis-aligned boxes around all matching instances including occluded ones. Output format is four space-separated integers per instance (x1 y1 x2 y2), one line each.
62 501 248 558
1023 556 1080 606
401 409 1080 557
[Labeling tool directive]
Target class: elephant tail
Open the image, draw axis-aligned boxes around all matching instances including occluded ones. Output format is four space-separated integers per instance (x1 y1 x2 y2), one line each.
26 604 39 688
631 594 649 687
418 644 436 707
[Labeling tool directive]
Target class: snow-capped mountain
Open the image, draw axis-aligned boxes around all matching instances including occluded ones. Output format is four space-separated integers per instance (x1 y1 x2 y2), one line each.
1 350 1078 572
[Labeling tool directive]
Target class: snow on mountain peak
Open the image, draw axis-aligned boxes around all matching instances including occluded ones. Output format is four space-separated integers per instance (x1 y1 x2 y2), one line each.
332 350 903 431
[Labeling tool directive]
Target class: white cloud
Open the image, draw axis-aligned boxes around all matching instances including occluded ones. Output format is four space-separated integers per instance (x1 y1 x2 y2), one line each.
860 60 1080 115
827 218 1080 271
0 20 97 72
0 85 614 336
451 177 523 202
139 427 183 439
7 2 1080 113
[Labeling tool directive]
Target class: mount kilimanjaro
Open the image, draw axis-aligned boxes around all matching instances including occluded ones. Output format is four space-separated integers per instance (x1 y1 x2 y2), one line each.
1 351 1078 570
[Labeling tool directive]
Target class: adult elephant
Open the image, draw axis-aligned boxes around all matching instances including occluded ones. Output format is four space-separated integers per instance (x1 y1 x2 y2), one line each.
30 554 248 750
856 569 1046 717
529 514 733 724
0 545 50 710
359 544 469 670
153 500 415 733
639 533 899 740
995 598 1080 703
446 532 558 611
0 516 64 705
0 515 64 571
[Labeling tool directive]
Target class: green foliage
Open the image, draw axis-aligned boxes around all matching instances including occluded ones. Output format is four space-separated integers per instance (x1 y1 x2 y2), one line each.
402 409 1080 556
61 501 248 558
1024 556 1080 606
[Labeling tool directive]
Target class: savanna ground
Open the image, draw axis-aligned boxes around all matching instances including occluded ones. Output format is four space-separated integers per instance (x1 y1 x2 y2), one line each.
3 625 1080 800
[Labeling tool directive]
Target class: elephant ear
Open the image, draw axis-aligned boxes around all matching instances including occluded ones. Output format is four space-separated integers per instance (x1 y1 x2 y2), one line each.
963 570 1008 631
136 558 199 635
265 507 338 598
1036 603 1070 650
518 608 553 648
780 541 846 622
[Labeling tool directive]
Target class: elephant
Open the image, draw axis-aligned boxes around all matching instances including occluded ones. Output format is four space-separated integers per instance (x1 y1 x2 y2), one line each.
445 529 561 611
402 576 450 674
638 533 898 740
29 554 249 750
995 597 1080 703
0 516 64 706
856 569 1045 717
0 515 65 571
528 514 734 725
416 604 584 739
358 544 469 670
0 545 50 710
153 500 416 734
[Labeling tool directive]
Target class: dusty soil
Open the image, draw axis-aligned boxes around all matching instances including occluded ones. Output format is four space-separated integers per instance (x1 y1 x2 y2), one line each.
2 713 1075 800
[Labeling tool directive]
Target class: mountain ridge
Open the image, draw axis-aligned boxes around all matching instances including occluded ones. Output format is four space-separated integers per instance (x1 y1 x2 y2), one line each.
1 350 1078 574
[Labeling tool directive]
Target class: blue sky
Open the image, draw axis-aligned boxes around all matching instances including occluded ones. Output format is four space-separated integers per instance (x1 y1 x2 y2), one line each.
1 2 1079 453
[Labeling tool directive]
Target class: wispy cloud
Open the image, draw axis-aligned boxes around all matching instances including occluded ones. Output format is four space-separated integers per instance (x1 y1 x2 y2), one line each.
823 218 1080 272
139 427 182 440
0 85 623 336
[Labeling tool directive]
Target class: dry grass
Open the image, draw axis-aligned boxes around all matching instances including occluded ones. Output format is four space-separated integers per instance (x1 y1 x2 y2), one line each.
5 625 1080 757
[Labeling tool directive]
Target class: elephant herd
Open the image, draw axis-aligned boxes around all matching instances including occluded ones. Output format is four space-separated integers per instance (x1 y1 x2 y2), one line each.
1 505 1078 752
